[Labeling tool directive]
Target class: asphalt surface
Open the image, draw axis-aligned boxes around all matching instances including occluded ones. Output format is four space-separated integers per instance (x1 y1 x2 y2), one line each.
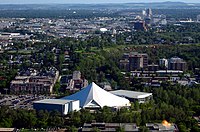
0 95 53 109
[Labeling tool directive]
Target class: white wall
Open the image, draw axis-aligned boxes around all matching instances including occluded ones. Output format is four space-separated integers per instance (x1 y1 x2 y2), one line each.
71 100 80 111
64 103 69 115
63 100 80 115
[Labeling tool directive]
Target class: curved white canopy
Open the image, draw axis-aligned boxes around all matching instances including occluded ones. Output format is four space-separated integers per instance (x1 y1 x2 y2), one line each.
62 82 130 108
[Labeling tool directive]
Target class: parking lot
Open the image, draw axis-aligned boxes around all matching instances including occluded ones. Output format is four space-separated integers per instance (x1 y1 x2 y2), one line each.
0 95 54 109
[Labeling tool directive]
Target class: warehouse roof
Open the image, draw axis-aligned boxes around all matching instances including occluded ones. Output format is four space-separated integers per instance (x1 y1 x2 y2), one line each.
110 90 152 99
34 99 77 105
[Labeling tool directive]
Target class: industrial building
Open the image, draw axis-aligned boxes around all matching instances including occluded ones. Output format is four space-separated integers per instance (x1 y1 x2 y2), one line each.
33 99 80 115
110 90 153 103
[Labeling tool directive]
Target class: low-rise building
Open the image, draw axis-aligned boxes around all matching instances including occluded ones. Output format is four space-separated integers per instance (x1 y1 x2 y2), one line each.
146 122 179 132
64 71 88 91
156 70 183 77
10 68 59 94
0 128 17 132
82 122 139 132
110 90 153 103
33 99 80 115
148 64 159 71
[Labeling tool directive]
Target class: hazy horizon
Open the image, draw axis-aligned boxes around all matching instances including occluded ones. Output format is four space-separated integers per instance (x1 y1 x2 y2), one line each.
0 0 199 4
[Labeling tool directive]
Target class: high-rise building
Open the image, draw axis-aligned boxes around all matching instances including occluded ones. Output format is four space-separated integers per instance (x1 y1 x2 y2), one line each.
146 8 152 17
142 10 146 17
134 21 147 31
120 52 148 71
197 14 200 22
112 28 117 35
129 54 144 71
141 53 148 68
169 57 187 71
159 58 168 69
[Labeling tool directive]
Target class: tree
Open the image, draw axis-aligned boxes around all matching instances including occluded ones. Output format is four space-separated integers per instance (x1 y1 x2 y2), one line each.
53 82 61 94
69 111 81 127
116 127 125 132
134 101 140 111
96 106 114 123
139 126 149 132
80 109 95 124
91 127 100 132
178 123 188 132
13 110 37 128
0 118 12 128
36 110 49 128
67 125 78 132
48 111 64 127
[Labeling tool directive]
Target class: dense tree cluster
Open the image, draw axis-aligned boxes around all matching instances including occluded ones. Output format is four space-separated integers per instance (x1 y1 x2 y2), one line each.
0 106 64 129
2 36 200 92
1 14 200 131
73 43 200 88
0 83 200 131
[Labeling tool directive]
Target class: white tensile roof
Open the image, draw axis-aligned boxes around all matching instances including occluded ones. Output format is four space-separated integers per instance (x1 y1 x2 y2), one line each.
62 82 130 108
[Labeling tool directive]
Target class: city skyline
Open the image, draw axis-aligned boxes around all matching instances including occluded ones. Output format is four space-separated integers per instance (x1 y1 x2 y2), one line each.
0 0 199 4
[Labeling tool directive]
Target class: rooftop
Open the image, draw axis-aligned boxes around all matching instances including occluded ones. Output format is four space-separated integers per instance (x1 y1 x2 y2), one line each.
82 123 139 132
0 128 15 132
110 90 152 99
146 123 178 131
156 70 183 73
34 99 77 105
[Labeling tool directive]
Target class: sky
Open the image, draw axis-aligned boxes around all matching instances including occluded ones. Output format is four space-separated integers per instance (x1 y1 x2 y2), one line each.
0 0 199 4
